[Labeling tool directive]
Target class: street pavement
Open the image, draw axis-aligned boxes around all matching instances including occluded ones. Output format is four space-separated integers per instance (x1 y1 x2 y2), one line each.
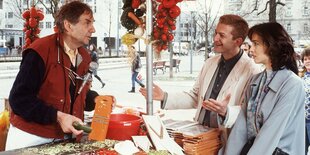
0 54 206 121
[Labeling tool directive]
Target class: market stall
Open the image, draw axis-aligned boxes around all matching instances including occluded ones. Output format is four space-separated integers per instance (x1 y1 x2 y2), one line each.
0 0 224 154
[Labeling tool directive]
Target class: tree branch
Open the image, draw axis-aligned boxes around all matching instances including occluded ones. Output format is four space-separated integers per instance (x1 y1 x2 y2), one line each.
257 0 270 15
277 1 285 6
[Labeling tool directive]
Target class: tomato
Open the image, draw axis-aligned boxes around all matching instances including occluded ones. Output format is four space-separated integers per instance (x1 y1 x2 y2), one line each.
25 38 31 45
25 30 32 38
162 44 168 50
162 0 176 8
22 10 30 19
167 33 174 41
97 148 118 155
162 26 169 33
29 18 38 28
37 12 44 21
161 34 167 41
169 5 181 18
30 6 37 18
167 19 175 26
131 0 140 9
170 25 176 30
35 28 41 34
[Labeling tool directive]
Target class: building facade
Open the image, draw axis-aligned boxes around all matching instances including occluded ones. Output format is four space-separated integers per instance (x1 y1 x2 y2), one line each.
225 0 310 48
0 0 121 53
1 0 308 53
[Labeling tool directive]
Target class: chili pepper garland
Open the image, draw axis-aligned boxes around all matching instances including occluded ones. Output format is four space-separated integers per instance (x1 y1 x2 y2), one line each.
152 0 182 53
22 6 44 49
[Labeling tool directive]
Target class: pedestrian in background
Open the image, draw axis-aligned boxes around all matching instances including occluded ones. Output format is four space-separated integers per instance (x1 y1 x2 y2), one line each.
89 43 105 88
223 22 305 155
241 42 252 58
128 46 144 93
97 46 103 56
301 47 310 154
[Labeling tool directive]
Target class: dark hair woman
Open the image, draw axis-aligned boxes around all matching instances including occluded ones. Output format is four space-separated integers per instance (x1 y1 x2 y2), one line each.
222 22 305 155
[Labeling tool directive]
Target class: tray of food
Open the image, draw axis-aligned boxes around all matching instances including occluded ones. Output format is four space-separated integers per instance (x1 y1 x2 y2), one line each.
1 139 118 155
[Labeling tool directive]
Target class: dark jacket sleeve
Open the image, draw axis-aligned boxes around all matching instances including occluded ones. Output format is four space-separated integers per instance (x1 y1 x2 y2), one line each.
9 50 58 124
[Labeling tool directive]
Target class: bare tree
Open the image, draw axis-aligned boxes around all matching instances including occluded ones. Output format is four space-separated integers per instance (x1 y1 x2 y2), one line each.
104 0 112 56
37 0 61 20
5 0 32 25
253 0 285 22
194 0 222 60
6 0 26 20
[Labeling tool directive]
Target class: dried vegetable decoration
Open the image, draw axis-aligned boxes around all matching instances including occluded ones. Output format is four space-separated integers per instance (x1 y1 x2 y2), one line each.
22 5 44 49
120 0 182 54
152 0 182 53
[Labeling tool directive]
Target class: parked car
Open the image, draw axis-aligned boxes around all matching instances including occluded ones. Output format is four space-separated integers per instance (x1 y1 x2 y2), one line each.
173 42 189 56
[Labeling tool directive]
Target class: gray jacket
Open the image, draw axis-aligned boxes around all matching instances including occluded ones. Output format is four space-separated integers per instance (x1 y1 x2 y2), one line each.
220 68 305 155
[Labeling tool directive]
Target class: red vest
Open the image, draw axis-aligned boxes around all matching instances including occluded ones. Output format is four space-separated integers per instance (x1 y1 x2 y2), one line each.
10 33 92 139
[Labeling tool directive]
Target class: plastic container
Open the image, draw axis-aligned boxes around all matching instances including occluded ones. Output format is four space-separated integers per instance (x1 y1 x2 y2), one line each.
106 114 142 140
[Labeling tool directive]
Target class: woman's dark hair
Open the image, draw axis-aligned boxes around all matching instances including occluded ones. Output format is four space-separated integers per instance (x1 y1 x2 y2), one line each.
55 1 93 33
248 22 298 74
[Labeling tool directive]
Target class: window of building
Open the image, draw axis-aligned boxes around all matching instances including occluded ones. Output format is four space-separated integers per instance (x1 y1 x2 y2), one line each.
39 22 44 29
46 8 51 14
184 23 189 28
45 0 50 4
304 23 309 33
46 22 52 29
286 23 291 32
180 23 183 28
286 6 292 17
86 0 92 2
93 6 96 13
8 12 13 18
304 6 309 16
0 0 3 9
184 32 189 37
5 24 13 28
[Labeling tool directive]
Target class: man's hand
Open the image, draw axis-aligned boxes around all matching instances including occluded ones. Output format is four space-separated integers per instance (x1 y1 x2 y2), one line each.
202 94 231 117
139 83 165 101
57 111 83 136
